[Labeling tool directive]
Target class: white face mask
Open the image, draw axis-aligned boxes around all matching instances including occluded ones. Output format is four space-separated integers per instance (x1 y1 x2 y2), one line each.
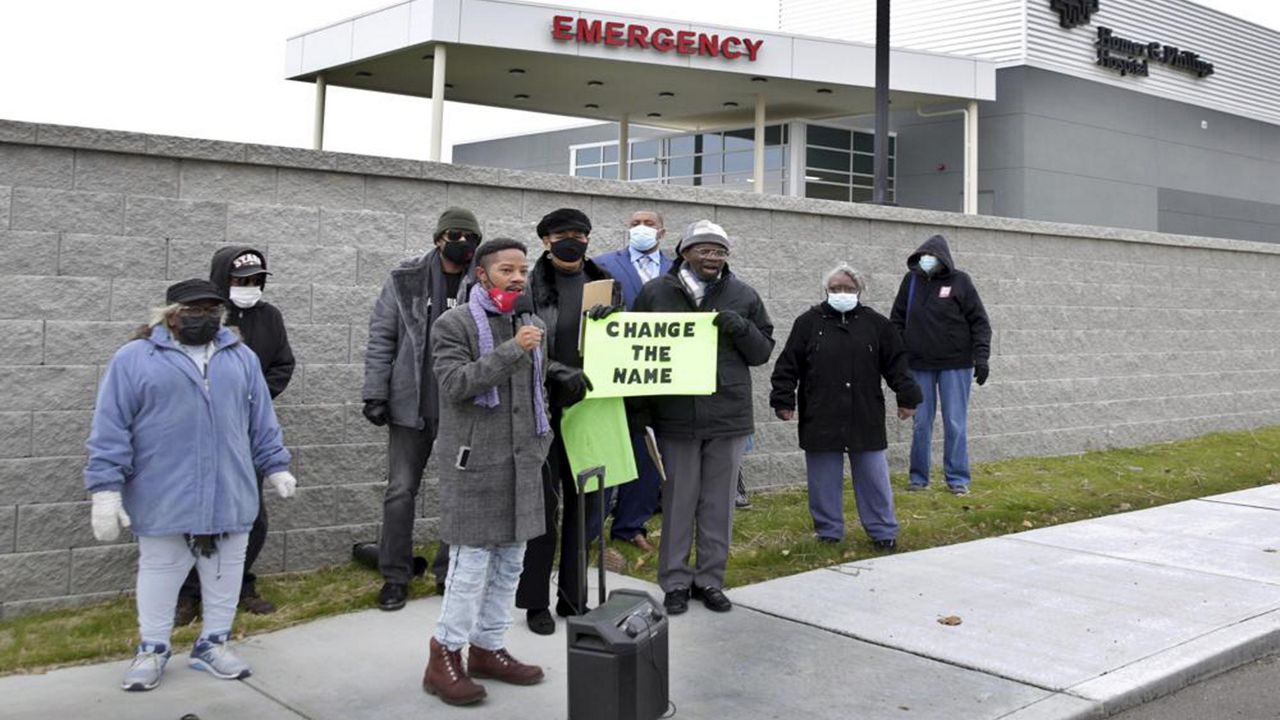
918 254 939 274
229 286 263 309
628 225 659 252
827 292 859 313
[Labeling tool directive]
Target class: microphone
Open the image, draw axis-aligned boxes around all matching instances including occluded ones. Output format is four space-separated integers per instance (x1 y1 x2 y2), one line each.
513 293 536 325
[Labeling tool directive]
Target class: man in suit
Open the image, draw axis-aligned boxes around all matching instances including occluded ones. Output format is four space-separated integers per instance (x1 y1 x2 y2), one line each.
592 210 674 553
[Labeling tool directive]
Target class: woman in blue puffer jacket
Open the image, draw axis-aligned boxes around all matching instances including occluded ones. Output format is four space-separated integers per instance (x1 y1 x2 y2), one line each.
84 279 296 693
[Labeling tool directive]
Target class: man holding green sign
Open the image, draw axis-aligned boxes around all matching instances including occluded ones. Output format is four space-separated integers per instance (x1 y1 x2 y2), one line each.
626 219 775 616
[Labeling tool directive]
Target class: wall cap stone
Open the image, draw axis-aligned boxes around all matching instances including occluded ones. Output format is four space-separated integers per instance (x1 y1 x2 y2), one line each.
1 117 1275 257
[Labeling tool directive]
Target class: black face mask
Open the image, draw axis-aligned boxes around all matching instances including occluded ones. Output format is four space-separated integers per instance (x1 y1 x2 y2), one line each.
176 315 220 345
441 240 477 265
550 238 588 263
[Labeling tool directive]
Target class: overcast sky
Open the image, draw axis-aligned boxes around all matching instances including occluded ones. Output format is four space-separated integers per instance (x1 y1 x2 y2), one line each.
0 0 1275 161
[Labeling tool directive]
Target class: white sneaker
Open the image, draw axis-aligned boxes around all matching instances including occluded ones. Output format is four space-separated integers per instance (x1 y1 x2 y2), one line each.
121 642 170 691
189 633 252 680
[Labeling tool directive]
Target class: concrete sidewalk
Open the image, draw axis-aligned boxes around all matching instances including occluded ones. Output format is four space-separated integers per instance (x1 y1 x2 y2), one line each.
3 484 1278 720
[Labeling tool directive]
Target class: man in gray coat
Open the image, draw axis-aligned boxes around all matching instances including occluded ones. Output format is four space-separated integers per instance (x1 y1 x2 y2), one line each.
362 207 480 611
422 238 554 706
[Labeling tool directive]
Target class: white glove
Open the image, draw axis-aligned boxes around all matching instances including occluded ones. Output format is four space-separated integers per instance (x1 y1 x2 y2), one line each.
266 471 297 499
90 491 131 542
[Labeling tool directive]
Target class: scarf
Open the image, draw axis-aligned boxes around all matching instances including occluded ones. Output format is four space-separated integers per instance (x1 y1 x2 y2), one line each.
467 283 550 436
679 265 713 306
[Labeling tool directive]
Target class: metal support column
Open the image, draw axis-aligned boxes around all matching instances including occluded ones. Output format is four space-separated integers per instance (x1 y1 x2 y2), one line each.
429 44 447 162
753 94 766 194
313 74 327 151
872 0 891 204
618 114 630 181
965 100 979 215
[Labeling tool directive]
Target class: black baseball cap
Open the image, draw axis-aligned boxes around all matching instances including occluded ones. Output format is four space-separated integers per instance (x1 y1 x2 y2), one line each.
229 250 272 278
166 279 227 305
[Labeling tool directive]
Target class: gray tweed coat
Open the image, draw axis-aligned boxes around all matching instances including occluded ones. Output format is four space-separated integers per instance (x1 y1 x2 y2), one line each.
430 304 553 546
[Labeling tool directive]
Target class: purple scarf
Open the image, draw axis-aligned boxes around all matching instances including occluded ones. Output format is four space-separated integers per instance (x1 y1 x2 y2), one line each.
467 284 550 436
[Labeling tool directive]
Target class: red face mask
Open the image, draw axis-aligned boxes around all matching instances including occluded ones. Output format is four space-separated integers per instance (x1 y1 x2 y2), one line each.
488 287 520 314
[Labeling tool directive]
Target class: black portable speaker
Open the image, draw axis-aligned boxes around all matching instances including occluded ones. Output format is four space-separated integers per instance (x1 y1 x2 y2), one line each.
565 466 669 720
566 589 669 720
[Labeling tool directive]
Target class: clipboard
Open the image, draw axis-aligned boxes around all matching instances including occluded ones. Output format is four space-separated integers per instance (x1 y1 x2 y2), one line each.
578 278 615 354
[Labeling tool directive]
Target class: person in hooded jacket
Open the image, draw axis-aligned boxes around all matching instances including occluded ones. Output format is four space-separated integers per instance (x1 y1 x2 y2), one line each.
629 219 774 615
363 207 481 611
889 234 992 496
515 208 618 635
173 247 296 624
85 279 296 692
771 264 921 548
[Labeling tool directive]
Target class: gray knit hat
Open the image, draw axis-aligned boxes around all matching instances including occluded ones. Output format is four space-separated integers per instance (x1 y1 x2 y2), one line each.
434 206 482 239
677 219 730 253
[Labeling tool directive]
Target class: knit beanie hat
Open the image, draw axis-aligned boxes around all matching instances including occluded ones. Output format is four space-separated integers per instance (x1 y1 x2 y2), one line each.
434 206 482 239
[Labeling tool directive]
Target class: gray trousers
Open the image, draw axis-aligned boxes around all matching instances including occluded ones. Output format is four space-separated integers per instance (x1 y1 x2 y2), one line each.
380 422 436 585
656 435 749 592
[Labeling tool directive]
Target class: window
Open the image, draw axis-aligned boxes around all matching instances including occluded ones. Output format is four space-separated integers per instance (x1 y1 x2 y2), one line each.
803 123 895 204
569 124 790 193
571 143 618 180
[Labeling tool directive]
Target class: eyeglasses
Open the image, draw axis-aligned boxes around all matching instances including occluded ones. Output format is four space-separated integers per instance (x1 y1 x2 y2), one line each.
688 247 729 260
444 230 480 243
177 305 223 318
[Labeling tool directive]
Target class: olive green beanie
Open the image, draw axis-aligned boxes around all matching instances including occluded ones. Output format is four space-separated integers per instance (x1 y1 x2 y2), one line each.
434 206 482 239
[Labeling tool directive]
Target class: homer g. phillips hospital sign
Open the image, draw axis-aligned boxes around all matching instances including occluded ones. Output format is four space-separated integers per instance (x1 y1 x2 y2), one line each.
551 14 765 61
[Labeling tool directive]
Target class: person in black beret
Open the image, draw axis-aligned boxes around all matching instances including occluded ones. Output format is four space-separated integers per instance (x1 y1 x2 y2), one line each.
515 207 624 635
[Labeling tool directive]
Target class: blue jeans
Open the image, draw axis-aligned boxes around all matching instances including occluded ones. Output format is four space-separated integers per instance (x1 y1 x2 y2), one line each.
805 450 897 542
435 542 526 652
909 368 972 490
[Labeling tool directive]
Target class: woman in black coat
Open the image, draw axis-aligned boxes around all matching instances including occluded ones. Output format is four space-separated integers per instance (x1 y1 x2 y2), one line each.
769 264 922 548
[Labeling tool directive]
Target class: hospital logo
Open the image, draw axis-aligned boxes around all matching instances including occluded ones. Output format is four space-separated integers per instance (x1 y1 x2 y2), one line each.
1051 0 1100 29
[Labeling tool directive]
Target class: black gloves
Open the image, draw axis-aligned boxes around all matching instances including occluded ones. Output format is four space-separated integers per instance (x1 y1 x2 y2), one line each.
362 399 390 426
974 364 989 386
564 370 593 407
713 309 751 338
587 303 623 321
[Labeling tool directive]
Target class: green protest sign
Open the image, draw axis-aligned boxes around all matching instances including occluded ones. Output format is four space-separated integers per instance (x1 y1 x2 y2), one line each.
560 397 638 493
582 312 718 398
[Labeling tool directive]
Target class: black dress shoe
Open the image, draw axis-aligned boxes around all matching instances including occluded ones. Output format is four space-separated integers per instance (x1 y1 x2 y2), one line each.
377 582 408 611
527 608 556 635
692 585 732 612
663 588 690 615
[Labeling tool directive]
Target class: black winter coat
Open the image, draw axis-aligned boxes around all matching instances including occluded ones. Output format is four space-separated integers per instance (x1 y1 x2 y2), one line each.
527 252 622 411
210 246 295 399
629 262 774 439
770 302 921 453
889 234 992 371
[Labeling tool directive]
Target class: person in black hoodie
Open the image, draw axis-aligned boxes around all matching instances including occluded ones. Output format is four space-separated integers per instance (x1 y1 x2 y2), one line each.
771 264 921 548
515 208 616 636
175 246 296 623
889 234 992 496
630 219 774 615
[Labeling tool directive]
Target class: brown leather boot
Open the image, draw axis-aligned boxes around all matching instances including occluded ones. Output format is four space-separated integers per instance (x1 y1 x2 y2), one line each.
423 638 486 705
467 645 545 686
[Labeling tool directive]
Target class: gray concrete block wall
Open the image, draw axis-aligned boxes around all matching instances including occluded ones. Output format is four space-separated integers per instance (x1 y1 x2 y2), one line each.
0 118 1277 616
